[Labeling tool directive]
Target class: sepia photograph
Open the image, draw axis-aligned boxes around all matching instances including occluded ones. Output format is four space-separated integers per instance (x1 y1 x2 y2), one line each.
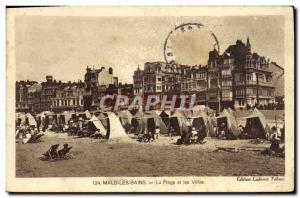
6 6 294 192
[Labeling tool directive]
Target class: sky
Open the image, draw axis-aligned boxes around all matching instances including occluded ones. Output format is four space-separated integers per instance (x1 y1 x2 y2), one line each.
15 15 284 84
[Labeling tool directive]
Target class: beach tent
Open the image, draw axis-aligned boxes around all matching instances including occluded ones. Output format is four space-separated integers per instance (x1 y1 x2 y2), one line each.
70 112 77 120
97 112 109 129
16 113 37 127
207 117 218 137
39 111 51 120
61 111 71 124
244 108 272 139
133 111 144 119
169 109 190 135
159 110 170 130
15 113 26 127
118 110 133 132
77 110 92 120
25 113 37 127
215 109 240 138
130 111 145 134
193 105 215 117
144 111 168 134
88 115 107 137
192 105 206 113
189 116 205 130
144 114 156 134
153 111 168 134
191 108 217 137
105 112 129 139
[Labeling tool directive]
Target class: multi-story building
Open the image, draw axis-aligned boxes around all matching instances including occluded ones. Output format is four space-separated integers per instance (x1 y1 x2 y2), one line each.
226 39 274 109
28 83 42 114
84 66 119 110
133 66 143 96
16 80 37 112
40 76 62 112
51 81 85 112
133 37 276 111
190 66 207 105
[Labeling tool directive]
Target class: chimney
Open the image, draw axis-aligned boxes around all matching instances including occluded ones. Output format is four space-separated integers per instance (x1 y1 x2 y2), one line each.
109 67 113 74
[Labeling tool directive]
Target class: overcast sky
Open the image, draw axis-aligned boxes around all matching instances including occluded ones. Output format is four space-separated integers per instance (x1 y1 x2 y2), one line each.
15 15 284 84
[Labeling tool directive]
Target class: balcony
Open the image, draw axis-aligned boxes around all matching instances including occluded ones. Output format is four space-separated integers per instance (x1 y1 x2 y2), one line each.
258 81 274 87
235 81 245 86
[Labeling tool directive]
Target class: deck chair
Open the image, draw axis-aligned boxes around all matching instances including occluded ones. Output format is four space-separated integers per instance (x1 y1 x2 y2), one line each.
58 146 73 158
43 144 60 160
28 133 44 143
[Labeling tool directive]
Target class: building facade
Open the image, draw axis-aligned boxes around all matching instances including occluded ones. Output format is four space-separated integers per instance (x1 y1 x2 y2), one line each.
51 81 85 112
40 76 63 112
132 38 275 111
84 66 119 110
16 80 37 112
27 83 42 114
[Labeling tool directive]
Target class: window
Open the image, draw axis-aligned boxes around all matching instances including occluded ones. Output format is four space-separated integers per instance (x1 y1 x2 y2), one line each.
222 90 232 99
246 74 252 81
222 69 231 76
222 79 231 87
236 89 245 96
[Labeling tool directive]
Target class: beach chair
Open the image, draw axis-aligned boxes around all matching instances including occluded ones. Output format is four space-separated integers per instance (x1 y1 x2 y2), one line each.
58 145 73 158
43 144 60 160
27 133 44 143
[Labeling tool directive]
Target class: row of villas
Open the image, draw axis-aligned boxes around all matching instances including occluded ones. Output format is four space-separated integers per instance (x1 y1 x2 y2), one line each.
133 38 280 110
16 67 134 113
16 76 86 113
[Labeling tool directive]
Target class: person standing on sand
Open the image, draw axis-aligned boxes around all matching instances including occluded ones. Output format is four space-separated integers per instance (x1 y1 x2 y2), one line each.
36 117 41 132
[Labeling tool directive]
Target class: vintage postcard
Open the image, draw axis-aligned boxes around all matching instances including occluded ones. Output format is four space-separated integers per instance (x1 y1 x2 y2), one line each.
6 6 294 192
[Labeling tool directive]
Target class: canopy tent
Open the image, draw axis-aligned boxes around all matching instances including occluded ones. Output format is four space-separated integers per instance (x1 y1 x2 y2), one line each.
244 108 272 139
215 109 240 138
105 112 129 139
88 115 107 137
